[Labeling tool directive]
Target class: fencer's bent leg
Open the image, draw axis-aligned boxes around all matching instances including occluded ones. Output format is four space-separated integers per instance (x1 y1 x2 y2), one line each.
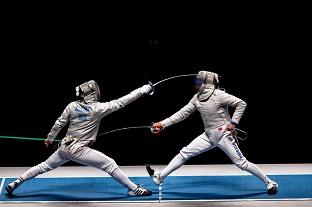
111 168 137 190
218 133 271 184
69 147 118 174
161 132 215 179
69 147 137 190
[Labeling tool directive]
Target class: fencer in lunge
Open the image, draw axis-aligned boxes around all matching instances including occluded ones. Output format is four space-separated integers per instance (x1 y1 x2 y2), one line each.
147 71 278 194
6 80 153 196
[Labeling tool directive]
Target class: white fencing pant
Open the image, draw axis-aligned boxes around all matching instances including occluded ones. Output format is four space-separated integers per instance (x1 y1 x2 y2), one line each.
161 129 271 184
20 144 137 190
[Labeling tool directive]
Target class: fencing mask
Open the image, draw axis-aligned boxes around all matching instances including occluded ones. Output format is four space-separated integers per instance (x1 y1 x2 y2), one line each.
195 71 219 102
76 80 101 103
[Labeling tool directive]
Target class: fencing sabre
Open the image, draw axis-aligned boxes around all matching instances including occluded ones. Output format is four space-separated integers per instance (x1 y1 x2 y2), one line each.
147 73 197 95
153 74 197 86
97 125 151 137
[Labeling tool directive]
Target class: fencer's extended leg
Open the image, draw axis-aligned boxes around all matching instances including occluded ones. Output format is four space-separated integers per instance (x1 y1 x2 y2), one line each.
161 154 186 178
5 149 68 194
146 153 186 185
70 147 151 196
218 134 278 194
147 132 215 185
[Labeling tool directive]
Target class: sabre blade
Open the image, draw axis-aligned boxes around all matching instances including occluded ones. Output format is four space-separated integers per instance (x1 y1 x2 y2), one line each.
97 126 151 137
153 74 197 86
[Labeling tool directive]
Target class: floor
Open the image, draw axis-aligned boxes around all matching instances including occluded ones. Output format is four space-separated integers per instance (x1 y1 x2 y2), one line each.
0 164 311 207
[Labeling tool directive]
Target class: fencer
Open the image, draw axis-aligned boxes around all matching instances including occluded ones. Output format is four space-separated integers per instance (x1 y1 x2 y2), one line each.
6 80 153 196
147 71 278 194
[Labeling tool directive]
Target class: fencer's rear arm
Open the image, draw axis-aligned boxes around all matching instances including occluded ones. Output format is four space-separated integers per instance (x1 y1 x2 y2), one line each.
47 104 71 141
220 92 247 125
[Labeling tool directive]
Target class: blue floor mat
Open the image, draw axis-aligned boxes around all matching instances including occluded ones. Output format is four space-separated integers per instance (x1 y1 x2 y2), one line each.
1 175 311 202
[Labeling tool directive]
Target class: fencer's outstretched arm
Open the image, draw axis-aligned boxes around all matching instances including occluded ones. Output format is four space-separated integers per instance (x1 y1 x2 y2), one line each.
98 84 152 118
160 95 197 128
47 104 71 142
219 92 247 125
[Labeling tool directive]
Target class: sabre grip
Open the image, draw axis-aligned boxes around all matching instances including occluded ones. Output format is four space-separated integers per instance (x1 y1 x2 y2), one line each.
150 122 164 134
147 81 154 95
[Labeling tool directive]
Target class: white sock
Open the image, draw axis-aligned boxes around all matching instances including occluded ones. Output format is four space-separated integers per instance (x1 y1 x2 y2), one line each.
20 165 41 181
246 162 271 184
10 177 24 188
111 168 137 190
161 153 186 179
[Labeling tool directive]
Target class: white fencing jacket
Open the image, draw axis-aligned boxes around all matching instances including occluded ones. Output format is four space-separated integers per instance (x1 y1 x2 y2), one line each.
47 86 149 147
161 89 247 131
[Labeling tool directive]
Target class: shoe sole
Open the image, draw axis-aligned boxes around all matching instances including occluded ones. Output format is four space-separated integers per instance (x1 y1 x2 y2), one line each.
146 165 163 185
268 185 278 195
5 186 13 194
128 192 152 196
146 165 154 176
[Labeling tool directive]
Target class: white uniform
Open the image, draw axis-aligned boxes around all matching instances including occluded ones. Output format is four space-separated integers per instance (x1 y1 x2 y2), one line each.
16 85 151 191
158 89 273 185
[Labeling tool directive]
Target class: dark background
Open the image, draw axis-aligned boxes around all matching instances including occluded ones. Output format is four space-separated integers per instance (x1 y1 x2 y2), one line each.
0 6 310 167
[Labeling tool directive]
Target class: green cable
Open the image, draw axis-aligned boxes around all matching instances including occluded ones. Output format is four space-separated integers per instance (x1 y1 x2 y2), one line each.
0 135 61 142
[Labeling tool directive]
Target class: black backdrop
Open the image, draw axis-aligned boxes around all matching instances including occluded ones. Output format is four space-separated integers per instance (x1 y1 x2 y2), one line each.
1 8 310 167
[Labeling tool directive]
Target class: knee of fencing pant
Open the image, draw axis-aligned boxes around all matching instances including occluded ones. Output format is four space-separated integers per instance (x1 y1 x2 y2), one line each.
178 150 191 161
235 159 249 170
101 158 119 175
180 147 196 161
37 162 53 174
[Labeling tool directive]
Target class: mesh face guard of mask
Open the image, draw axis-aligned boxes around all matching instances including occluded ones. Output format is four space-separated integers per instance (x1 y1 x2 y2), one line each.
195 71 220 101
195 70 219 88
75 80 100 103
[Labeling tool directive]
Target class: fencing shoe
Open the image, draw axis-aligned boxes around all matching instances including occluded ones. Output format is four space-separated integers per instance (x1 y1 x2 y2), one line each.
267 180 278 194
128 185 152 196
5 178 23 194
146 165 163 185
